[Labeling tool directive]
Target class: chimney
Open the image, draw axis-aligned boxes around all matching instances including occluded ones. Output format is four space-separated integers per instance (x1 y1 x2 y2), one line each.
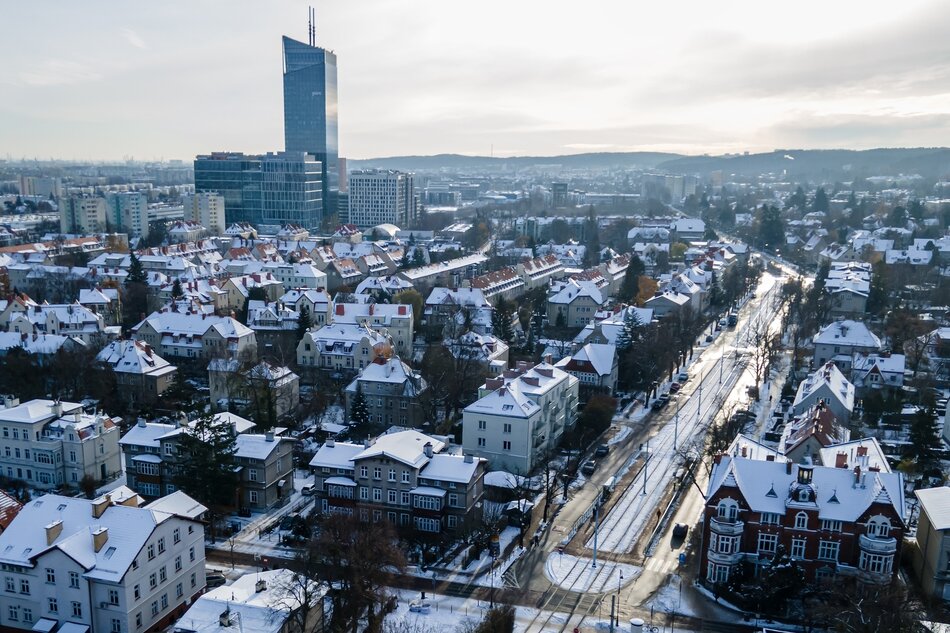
544 353 553 365
51 401 63 418
265 432 274 442
741 446 747 458
423 442 433 458
45 520 63 545
398 305 406 315
336 303 345 316
363 436 373 448
856 445 868 457
853 465 861 487
92 526 109 552
255 578 267 593
137 418 146 428
464 453 473 463
835 452 848 469
144 344 152 357
786 461 793 475
326 438 335 447
219 609 231 627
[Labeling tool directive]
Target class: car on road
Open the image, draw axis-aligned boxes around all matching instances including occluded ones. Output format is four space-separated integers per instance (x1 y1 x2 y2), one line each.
669 382 681 393
677 371 689 382
300 484 315 496
672 523 689 539
595 444 610 457
659 393 671 404
651 399 665 411
705 334 714 342
581 460 597 476
206 572 227 588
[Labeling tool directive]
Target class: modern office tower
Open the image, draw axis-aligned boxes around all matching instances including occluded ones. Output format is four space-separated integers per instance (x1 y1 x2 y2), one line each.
282 35 338 223
194 152 264 226
60 194 106 234
194 152 322 229
552 182 569 209
106 191 149 238
347 170 416 229
181 191 226 235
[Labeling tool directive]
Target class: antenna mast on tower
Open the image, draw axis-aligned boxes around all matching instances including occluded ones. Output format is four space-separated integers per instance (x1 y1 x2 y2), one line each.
308 6 316 46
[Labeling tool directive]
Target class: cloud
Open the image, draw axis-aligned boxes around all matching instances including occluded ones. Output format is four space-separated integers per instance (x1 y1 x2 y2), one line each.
121 27 147 49
20 60 103 87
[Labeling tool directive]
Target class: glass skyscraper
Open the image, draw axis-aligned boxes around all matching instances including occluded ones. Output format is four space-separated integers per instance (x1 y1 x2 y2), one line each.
282 36 338 227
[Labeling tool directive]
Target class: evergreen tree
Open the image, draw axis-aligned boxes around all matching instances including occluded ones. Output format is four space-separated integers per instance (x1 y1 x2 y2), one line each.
296 305 313 340
811 187 829 213
173 411 237 542
616 308 642 352
908 408 942 473
785 186 807 210
411 248 425 268
171 278 184 298
350 385 372 437
491 298 515 343
126 252 146 285
619 256 644 303
757 205 784 248
583 205 600 267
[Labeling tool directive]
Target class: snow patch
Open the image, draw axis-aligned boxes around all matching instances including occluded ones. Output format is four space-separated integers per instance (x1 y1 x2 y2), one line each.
543 552 639 593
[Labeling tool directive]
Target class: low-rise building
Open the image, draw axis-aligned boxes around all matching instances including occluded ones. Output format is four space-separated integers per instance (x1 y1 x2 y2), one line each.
813 320 882 369
132 312 257 361
296 323 393 372
702 455 905 586
329 301 414 355
546 280 605 329
792 361 856 422
555 343 618 395
344 356 429 429
850 352 905 392
0 490 207 633
518 255 563 291
96 339 178 405
912 486 950 601
468 267 525 304
208 360 299 421
0 297 107 345
0 398 121 489
309 429 486 534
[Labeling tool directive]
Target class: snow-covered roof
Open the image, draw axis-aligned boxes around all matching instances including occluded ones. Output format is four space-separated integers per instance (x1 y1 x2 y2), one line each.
818 437 890 474
464 383 540 418
96 339 174 376
119 422 177 449
234 434 288 460
548 279 604 306
0 332 83 355
354 430 446 468
0 399 83 424
814 320 882 349
143 490 208 520
309 442 362 471
420 454 482 484
556 343 615 377
707 456 904 523
916 487 950 531
793 362 855 413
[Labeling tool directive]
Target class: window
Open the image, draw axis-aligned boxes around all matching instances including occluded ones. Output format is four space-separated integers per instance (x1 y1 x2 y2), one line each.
48 598 58 614
136 613 142 629
706 563 729 583
794 512 808 530
449 493 459 507
45 568 55 584
157 537 166 554
248 469 258 482
478 437 486 447
388 469 396 482
402 471 410 483
716 500 739 522
189 546 195 562
414 517 440 532
175 556 182 572
22 608 32 623
159 567 167 583
760 512 780 525
373 467 381 480
161 594 168 610
360 466 368 479
4 577 13 592
19 579 29 594
151 601 159 616
867 516 891 538
503 423 512 433
757 533 778 555
821 519 842 532
388 490 397 504
717 535 738 554
71 602 82 618
147 544 155 560
373 488 382 502
448 515 458 528
112 618 122 633
249 490 259 504
109 589 120 605
859 552 893 575
818 541 840 562
478 420 486 430
149 573 157 589
176 583 183 599
414 495 442 511
8 606 19 621
134 585 140 600
69 571 79 588
503 441 511 450
359 486 369 500
791 538 806 559
401 491 410 506
173 528 180 544
190 573 196 588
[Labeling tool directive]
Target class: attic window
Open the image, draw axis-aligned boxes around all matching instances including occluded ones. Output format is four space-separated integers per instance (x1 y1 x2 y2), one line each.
766 484 777 498
57 504 67 511
828 490 840 504
502 405 513 411
104 546 116 559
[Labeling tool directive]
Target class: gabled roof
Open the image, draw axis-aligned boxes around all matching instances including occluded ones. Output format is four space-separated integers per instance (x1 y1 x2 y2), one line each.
354 430 446 468
916 487 950 531
814 320 881 349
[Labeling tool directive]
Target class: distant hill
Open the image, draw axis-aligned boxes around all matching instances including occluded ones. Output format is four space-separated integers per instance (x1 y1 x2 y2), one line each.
657 148 950 180
349 148 950 180
348 152 683 171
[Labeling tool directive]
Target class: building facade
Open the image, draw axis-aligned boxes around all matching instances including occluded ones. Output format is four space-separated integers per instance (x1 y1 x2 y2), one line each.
106 192 149 238
347 170 416 229
180 192 226 236
59 195 106 235
344 357 429 429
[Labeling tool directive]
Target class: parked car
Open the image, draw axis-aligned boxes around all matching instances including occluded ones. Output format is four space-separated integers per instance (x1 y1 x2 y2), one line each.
595 444 610 457
669 382 681 393
206 573 227 588
581 460 597 476
651 399 665 411
672 523 689 539
677 371 689 382
300 484 315 496
659 393 671 404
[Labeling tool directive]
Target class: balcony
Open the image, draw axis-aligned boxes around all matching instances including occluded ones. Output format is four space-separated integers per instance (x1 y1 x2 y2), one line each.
710 517 744 536
707 548 743 565
859 534 897 554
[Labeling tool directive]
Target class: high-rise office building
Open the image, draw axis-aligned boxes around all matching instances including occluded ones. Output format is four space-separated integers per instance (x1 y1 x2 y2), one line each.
106 191 149 238
282 35 338 225
348 170 416 229
181 192 226 235
60 195 106 234
194 152 322 229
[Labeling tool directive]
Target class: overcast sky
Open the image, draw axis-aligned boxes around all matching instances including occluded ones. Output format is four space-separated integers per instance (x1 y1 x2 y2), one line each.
4 0 950 161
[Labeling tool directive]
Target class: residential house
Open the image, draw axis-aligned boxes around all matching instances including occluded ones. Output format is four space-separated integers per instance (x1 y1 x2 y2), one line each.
468 267 525 304
78 287 121 326
644 291 690 319
355 275 414 299
462 360 579 474
219 274 285 311
0 490 21 534
0 490 207 633
780 403 851 465
813 320 882 369
444 332 510 375
344 356 429 428
0 398 121 489
518 255 564 292
96 340 178 405
296 323 393 372
309 429 486 534
792 362 856 423
208 360 300 420
850 353 905 393
260 261 328 291
701 456 905 585
912 487 950 601
0 299 107 345
280 289 332 327
546 280 605 329
555 343 618 396
330 301 414 355
424 287 492 335
132 312 257 361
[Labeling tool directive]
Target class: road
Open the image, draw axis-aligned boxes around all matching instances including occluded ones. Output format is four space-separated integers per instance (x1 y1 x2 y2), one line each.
507 270 787 630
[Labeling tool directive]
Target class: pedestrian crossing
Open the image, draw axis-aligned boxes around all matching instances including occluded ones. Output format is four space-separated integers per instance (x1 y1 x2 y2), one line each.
642 556 679 574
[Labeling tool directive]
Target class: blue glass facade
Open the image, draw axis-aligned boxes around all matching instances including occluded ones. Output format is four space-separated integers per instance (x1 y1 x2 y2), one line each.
194 153 264 226
283 36 338 226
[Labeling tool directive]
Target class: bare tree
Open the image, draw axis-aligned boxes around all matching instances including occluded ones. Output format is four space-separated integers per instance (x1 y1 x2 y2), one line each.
268 564 328 633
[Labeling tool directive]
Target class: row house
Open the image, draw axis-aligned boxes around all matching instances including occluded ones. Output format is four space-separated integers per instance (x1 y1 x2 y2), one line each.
702 456 905 586
260 261 328 291
0 398 122 490
398 254 488 292
78 287 121 327
96 340 178 406
132 312 257 361
468 267 525 305
119 415 293 510
344 356 429 429
518 255 563 292
296 323 393 372
0 298 108 345
309 430 486 534
462 360 579 474
546 279 605 329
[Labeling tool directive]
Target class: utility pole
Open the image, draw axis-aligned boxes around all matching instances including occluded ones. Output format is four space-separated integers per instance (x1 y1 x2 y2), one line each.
641 438 650 496
591 501 600 569
674 399 679 450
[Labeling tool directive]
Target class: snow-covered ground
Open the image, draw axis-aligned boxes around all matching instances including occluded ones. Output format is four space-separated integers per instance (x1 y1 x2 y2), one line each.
544 552 639 593
644 574 696 618
607 425 632 446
